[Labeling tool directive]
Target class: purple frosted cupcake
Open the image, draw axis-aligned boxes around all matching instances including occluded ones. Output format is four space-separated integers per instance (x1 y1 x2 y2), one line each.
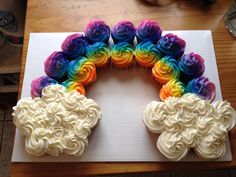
136 19 162 44
44 51 69 81
187 76 216 102
157 33 186 59
111 20 136 44
179 52 205 82
31 76 58 98
61 33 88 59
85 19 110 44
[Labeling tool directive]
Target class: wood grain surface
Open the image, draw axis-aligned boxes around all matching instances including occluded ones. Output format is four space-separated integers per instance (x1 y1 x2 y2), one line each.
14 0 236 176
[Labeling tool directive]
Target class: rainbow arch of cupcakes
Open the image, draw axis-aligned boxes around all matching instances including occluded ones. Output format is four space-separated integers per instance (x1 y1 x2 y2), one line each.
31 19 216 102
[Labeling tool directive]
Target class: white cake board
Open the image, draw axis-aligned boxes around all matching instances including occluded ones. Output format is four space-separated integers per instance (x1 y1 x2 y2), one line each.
12 31 232 162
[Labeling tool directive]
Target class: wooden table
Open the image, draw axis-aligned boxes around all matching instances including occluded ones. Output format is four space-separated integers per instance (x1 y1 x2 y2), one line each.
12 0 236 176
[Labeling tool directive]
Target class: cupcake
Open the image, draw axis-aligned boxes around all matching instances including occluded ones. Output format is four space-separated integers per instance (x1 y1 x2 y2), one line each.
157 33 186 59
136 19 162 44
134 41 161 68
187 76 216 102
61 79 85 95
31 76 58 98
159 79 186 101
67 56 97 86
86 42 110 67
61 33 88 59
110 42 134 69
152 56 180 84
111 20 136 44
178 52 205 82
44 51 69 81
84 19 110 44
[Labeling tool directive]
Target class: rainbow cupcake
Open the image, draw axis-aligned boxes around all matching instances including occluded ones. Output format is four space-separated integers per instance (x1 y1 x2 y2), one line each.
135 41 161 68
44 51 69 81
136 19 162 44
111 20 136 44
86 42 110 67
85 19 110 44
61 79 85 95
159 79 186 101
67 56 97 85
31 76 58 98
61 33 88 59
178 52 205 82
152 56 180 84
187 76 216 102
110 42 134 69
157 33 186 59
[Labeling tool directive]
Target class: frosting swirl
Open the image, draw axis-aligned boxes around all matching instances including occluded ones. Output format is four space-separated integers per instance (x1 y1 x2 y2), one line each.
44 51 69 80
187 76 216 102
61 79 85 95
134 41 161 68
61 33 88 59
31 76 58 98
159 79 186 101
85 19 110 44
152 56 180 84
111 20 136 44
111 42 134 69
86 42 110 67
67 57 97 85
157 33 186 59
136 19 162 43
178 52 205 81
13 85 102 157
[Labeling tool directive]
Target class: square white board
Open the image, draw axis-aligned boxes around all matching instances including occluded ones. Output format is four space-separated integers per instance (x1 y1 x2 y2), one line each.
12 31 232 162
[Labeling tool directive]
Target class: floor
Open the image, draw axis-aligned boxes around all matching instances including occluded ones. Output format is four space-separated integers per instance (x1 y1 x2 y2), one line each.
0 94 236 177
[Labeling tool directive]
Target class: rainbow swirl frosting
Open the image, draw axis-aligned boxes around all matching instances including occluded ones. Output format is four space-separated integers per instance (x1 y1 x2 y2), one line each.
135 41 161 68
152 56 180 84
61 33 88 59
179 52 205 81
67 56 97 85
86 42 110 67
136 19 162 43
111 20 136 44
187 76 216 102
111 42 134 69
31 76 58 98
44 51 69 80
159 79 186 101
157 33 186 59
85 19 110 44
61 79 85 95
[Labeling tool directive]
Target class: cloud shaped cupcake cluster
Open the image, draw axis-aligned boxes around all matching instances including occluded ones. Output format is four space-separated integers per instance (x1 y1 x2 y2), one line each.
143 93 236 161
13 85 101 157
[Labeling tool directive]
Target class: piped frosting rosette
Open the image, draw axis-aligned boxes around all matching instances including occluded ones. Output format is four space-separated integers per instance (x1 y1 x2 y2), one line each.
31 76 58 98
152 56 180 84
178 52 205 82
86 42 110 67
67 56 97 85
111 42 134 69
61 79 85 95
44 51 69 81
136 19 162 44
187 76 216 102
134 41 161 68
13 85 102 157
85 19 110 44
143 93 236 160
111 20 136 44
157 33 186 59
61 33 88 59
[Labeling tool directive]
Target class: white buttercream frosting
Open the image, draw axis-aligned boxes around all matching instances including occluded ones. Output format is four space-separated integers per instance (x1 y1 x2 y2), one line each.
13 84 101 157
143 93 236 160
